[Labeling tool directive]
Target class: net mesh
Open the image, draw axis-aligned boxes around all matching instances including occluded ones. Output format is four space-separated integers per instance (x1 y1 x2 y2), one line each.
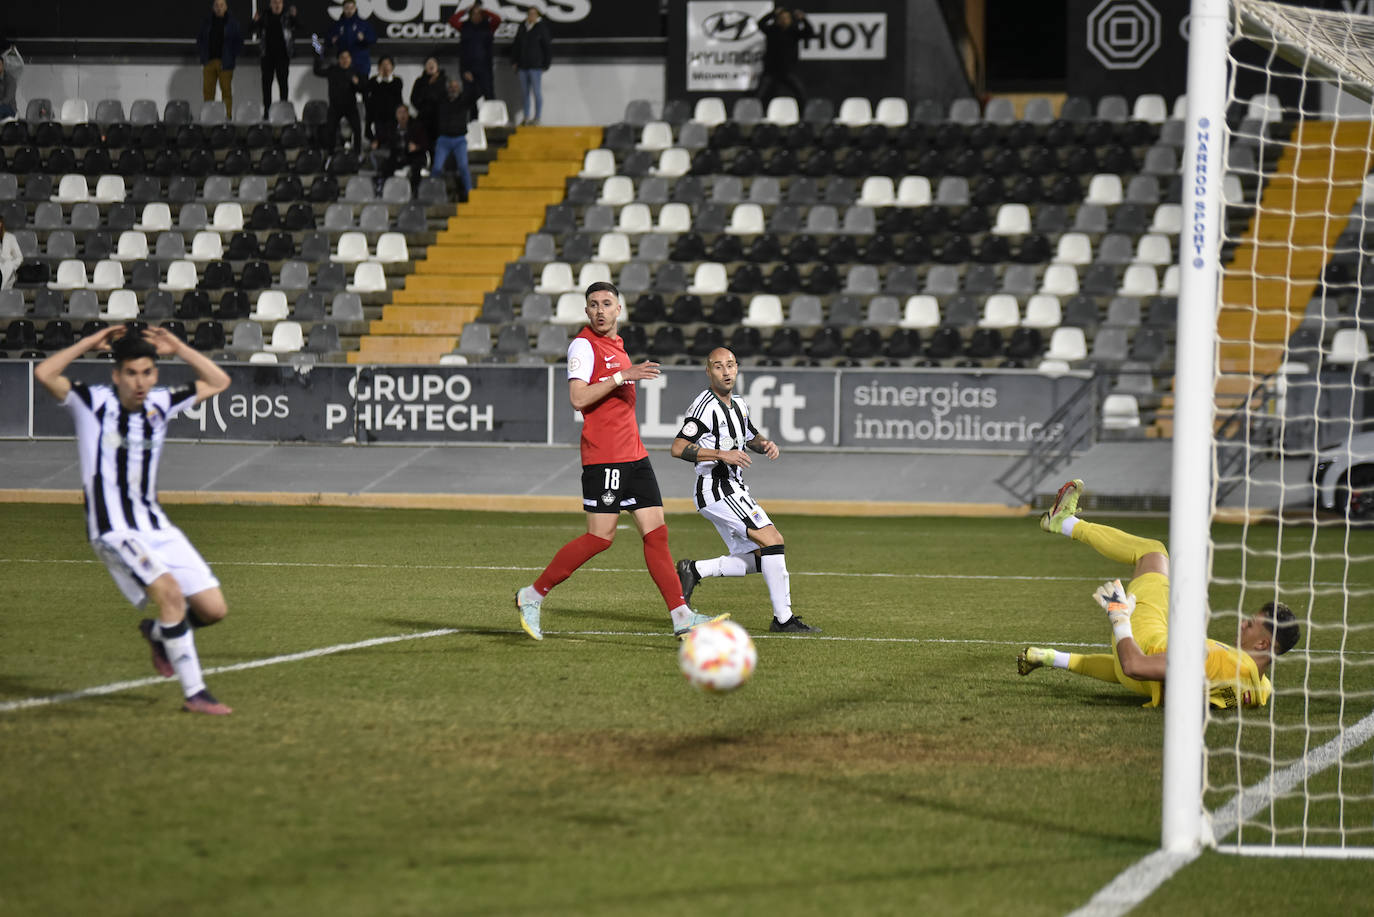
1207 0 1374 856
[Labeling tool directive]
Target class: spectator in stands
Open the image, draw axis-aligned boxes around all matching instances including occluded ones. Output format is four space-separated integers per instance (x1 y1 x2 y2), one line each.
409 56 449 155
197 0 245 119
0 56 17 121
756 6 815 107
510 4 553 125
328 0 377 79
252 0 298 108
364 55 403 141
373 104 428 196
0 215 21 291
449 1 501 101
313 48 364 151
432 75 481 203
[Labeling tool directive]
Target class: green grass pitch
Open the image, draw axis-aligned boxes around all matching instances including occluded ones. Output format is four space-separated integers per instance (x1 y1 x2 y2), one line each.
2 503 1371 916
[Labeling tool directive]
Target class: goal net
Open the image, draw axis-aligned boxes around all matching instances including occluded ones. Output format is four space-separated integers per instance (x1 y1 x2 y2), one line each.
1173 0 1374 858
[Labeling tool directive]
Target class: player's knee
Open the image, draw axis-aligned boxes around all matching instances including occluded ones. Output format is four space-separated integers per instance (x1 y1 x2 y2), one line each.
1136 549 1168 577
194 594 229 623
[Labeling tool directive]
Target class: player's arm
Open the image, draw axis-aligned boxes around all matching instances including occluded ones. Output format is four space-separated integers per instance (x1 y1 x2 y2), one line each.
568 359 660 411
1094 578 1167 682
144 326 231 403
33 323 124 401
670 436 751 467
745 435 779 460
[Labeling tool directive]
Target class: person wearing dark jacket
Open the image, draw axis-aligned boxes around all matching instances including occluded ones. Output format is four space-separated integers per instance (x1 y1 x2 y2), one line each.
252 0 298 108
409 57 448 155
197 0 245 118
313 48 364 151
328 0 377 78
373 104 429 195
432 75 482 202
756 6 815 106
510 5 552 125
365 55 404 141
449 1 501 101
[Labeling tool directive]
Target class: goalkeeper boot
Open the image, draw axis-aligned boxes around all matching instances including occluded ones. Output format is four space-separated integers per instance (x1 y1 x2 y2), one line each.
674 611 730 639
137 618 175 678
1039 478 1084 534
515 585 543 641
1017 646 1053 676
676 559 701 605
770 615 820 633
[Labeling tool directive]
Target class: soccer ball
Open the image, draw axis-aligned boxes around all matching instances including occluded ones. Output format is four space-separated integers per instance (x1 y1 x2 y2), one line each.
678 619 757 693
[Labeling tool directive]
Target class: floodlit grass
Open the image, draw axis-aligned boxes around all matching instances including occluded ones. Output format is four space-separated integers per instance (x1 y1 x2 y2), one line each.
1 504 1371 916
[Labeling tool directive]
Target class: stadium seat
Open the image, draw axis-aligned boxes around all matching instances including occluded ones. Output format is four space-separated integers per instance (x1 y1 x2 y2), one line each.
89 260 124 292
1040 264 1080 296
1135 234 1173 265
596 232 632 264
1022 294 1062 329
655 203 692 233
1119 264 1160 296
1045 326 1088 362
100 289 140 321
53 174 90 204
1246 92 1282 123
1086 174 1124 206
552 292 587 325
466 121 488 153
686 262 728 295
48 259 89 291
637 121 674 151
895 176 932 207
991 203 1031 236
765 97 800 126
577 262 612 289
692 97 727 126
188 231 224 262
616 202 653 233
249 290 290 322
263 320 304 354
1132 94 1168 123
332 231 370 264
535 262 575 295
159 260 198 293
112 230 150 262
737 294 781 328
478 99 509 127
725 203 765 235
374 233 409 264
898 295 940 331
653 148 692 178
978 294 1020 329
1101 393 1141 429
579 149 616 179
345 262 387 294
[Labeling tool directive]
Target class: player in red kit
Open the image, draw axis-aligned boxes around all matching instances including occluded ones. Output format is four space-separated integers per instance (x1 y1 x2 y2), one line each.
515 282 728 640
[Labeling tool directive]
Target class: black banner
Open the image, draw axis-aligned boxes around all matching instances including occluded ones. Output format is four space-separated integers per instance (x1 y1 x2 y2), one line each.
8 0 662 45
1065 0 1188 105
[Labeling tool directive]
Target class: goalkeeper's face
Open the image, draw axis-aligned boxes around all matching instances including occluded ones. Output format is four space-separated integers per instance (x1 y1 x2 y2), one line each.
1239 613 1272 653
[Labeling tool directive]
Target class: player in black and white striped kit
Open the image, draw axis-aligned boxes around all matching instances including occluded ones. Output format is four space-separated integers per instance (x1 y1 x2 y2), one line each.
33 324 235 714
670 347 819 633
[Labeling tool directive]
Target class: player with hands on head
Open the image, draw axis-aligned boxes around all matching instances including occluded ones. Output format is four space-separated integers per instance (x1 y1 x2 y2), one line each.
671 348 818 633
1018 479 1300 708
515 282 725 641
33 324 235 715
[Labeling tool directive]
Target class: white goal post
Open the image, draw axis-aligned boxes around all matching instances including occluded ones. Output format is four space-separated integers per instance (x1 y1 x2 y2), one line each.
1168 0 1374 858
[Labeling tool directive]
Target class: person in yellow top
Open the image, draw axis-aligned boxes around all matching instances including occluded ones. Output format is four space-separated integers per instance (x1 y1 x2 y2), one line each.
1018 479 1300 708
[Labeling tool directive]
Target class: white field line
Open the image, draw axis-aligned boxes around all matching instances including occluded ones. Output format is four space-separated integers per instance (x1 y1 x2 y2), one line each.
1069 704 1374 917
0 628 1101 715
0 556 1364 589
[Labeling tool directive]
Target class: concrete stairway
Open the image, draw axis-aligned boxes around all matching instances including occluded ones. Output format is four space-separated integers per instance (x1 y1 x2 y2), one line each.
349 126 603 364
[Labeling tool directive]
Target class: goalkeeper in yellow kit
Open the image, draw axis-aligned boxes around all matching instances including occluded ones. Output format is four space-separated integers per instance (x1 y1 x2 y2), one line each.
1019 479 1300 708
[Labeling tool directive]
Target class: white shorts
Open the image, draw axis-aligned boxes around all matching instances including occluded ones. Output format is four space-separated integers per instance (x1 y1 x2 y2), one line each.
699 491 774 556
91 527 219 609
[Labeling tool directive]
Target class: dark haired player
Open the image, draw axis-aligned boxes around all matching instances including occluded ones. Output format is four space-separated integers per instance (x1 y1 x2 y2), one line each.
515 282 726 640
33 325 235 714
1019 479 1301 708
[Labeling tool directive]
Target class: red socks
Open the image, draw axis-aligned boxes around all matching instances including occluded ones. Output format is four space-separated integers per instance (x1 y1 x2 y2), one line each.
534 533 612 595
642 524 686 611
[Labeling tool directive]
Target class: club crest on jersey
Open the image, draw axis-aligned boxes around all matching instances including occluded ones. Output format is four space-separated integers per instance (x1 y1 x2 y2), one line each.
682 419 700 436
601 490 616 506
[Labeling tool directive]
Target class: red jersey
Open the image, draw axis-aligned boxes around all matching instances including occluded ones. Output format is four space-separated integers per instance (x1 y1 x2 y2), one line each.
567 325 648 465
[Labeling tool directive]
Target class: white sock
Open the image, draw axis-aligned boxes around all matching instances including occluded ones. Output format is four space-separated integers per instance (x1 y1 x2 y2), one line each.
669 604 695 629
695 555 751 578
1052 651 1072 669
760 548 792 623
154 619 206 698
1061 516 1079 537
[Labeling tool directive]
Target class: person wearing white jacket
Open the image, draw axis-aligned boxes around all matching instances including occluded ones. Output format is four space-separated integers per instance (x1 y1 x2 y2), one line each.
0 214 22 290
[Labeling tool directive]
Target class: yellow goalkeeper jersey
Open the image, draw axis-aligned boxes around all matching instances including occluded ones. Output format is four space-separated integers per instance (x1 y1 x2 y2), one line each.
1204 640 1271 709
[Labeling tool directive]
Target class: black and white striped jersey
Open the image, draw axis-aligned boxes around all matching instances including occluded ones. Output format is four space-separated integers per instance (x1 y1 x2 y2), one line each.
675 388 760 509
62 382 199 540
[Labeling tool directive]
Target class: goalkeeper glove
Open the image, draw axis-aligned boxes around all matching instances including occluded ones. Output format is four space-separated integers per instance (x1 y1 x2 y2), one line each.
1093 578 1137 643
